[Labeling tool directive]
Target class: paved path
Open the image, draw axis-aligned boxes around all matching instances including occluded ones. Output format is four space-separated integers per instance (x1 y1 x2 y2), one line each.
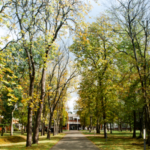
50 131 100 150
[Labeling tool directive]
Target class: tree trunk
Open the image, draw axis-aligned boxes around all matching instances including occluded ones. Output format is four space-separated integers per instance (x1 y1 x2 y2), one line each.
102 95 106 138
120 123 122 132
91 117 93 130
83 125 85 130
147 127 150 146
107 124 109 132
59 118 62 133
1 127 4 136
138 112 142 138
130 119 132 132
55 123 56 135
133 110 136 138
41 124 43 136
42 103 46 136
41 122 45 136
53 120 55 136
61 119 63 133
146 108 150 145
10 111 14 136
83 116 86 130
43 123 45 135
26 106 33 147
5 127 7 133
33 109 41 144
99 124 101 133
57 122 58 134
24 126 26 133
47 114 52 139
96 118 100 133
104 123 107 138
89 116 92 133
21 125 24 135
33 68 46 144
110 123 112 134
103 110 106 138
26 75 34 147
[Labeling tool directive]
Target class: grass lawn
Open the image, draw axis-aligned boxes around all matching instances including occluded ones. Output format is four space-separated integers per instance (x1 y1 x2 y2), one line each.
0 131 65 150
82 130 150 150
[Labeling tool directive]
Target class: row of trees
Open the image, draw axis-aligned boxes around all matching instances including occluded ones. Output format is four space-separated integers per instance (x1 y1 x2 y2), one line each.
0 0 91 147
71 0 150 146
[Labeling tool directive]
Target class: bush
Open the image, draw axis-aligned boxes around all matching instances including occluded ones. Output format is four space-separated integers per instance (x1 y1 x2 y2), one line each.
14 128 19 131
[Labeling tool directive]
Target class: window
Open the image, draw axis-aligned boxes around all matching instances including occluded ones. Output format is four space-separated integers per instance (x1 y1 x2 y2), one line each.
69 117 73 120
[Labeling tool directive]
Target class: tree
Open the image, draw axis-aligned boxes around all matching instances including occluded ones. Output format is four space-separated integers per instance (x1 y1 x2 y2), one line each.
110 0 150 144
32 0 90 143
45 49 78 139
71 16 120 137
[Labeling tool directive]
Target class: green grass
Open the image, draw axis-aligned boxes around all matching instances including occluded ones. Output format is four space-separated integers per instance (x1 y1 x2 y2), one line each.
0 131 27 136
82 130 150 150
0 132 65 150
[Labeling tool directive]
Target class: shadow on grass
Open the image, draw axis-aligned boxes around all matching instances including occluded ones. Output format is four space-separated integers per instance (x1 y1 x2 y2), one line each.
0 133 65 150
0 143 55 150
0 136 26 144
87 136 145 150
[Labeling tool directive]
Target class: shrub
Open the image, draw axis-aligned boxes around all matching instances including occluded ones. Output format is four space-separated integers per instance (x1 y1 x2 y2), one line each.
14 128 19 131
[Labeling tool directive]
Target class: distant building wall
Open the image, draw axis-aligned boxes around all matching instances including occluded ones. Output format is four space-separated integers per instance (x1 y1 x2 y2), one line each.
66 113 81 130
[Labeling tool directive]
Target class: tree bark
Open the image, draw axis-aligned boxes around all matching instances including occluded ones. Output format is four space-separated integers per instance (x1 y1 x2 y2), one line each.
10 111 13 136
24 126 26 133
110 123 112 134
59 118 62 133
133 110 136 138
53 120 55 136
5 126 7 133
138 112 143 138
130 121 132 132
47 114 52 139
33 68 46 144
26 70 35 147
89 116 92 133
96 118 100 133
21 125 24 135
103 109 107 138
147 127 150 146
41 122 45 136
146 108 150 145
104 123 107 138
120 123 122 132
1 127 4 136
26 106 33 147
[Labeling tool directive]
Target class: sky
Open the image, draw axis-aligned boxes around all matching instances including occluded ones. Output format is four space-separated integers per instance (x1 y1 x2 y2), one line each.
66 0 111 113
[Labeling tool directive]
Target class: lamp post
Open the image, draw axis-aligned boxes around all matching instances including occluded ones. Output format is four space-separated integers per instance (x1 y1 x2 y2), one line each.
143 128 146 150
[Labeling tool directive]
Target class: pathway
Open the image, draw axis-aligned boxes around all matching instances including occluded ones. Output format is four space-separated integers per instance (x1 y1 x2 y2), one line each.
50 130 100 150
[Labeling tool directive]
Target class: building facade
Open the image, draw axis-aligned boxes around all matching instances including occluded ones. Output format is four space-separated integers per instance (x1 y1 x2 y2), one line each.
66 113 81 130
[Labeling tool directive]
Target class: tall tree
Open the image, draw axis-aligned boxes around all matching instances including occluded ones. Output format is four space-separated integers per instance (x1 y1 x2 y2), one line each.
71 16 120 137
110 0 150 144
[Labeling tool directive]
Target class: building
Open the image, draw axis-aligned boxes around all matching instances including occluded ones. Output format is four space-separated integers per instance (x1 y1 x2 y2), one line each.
0 116 20 131
66 113 81 130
